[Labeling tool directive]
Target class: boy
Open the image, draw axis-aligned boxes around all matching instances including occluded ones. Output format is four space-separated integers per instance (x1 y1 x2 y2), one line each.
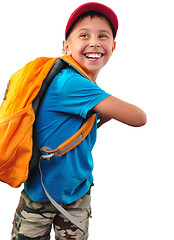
11 2 146 240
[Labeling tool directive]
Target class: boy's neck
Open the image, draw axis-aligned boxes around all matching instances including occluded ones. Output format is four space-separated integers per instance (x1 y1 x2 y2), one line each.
88 72 98 82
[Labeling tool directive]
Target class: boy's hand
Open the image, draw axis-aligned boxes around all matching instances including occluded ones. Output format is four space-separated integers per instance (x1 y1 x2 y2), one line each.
97 114 111 128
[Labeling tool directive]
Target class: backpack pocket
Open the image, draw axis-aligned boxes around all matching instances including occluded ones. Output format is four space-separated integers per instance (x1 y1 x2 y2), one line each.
0 104 35 187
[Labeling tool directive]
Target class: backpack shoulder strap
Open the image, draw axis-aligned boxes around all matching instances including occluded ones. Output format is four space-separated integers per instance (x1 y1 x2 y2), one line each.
60 55 91 80
36 56 95 232
41 113 96 160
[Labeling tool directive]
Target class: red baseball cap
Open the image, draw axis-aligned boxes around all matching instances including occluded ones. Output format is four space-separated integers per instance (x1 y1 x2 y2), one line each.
65 2 118 40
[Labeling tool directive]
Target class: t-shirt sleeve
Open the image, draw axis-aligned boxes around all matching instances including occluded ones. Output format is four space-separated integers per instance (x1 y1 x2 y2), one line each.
53 71 110 119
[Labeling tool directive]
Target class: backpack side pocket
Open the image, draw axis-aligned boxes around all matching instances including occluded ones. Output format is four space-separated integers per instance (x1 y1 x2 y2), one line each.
0 104 35 188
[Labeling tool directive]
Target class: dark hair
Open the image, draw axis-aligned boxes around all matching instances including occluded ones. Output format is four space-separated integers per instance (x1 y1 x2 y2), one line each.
66 11 116 40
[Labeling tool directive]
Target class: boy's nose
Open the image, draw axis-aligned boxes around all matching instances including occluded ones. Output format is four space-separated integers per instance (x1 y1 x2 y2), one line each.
89 42 101 47
88 35 101 48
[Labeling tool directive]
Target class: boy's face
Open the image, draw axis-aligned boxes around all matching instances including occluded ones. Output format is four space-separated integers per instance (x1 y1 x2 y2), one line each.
63 16 116 81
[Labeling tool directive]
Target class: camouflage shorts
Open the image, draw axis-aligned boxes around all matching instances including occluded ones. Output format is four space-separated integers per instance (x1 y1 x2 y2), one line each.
11 189 92 240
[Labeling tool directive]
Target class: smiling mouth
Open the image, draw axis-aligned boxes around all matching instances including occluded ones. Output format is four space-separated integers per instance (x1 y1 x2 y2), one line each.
84 53 103 60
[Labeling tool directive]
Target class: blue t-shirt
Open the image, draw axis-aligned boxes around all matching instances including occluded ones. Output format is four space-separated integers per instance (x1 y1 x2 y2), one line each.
25 66 110 204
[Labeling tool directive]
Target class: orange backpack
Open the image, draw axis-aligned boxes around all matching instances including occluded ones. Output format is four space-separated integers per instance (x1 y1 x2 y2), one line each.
0 56 96 188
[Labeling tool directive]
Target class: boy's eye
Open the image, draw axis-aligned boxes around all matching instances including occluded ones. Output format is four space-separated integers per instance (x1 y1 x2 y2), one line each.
80 34 88 38
99 34 107 39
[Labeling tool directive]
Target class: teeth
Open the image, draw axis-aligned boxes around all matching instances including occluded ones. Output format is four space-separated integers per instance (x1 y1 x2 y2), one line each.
85 53 102 59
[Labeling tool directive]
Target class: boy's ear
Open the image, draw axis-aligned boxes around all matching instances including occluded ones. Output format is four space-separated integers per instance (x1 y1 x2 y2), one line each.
112 41 116 52
63 40 71 56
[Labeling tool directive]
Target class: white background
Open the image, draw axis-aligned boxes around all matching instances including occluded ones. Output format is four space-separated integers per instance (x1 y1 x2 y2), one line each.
0 0 174 239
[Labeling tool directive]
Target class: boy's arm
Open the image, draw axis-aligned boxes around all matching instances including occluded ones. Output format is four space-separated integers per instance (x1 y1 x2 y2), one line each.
97 114 111 128
93 96 147 127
